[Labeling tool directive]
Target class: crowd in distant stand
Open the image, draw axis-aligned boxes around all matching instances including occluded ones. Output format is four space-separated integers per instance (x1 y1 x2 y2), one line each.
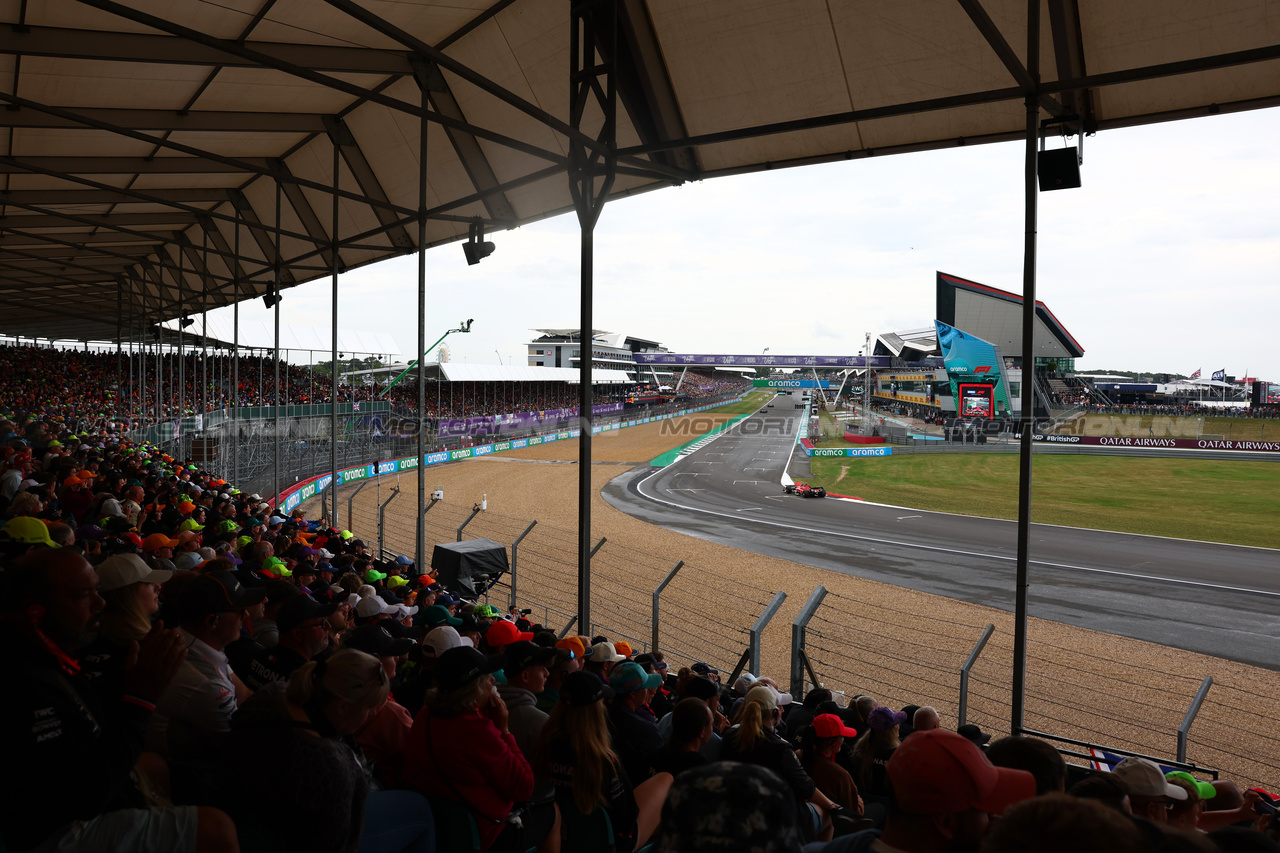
1084 401 1280 419
0 345 749 437
5 394 1280 853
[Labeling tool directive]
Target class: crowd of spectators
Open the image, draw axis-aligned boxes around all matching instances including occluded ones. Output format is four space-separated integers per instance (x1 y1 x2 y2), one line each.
6 399 1280 853
667 371 752 400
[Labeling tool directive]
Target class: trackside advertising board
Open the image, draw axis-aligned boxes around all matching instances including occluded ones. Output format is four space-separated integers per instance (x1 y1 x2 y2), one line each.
275 394 749 512
753 379 831 388
1034 435 1280 452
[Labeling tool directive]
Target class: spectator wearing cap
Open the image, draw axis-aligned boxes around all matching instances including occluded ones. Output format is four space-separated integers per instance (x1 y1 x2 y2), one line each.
633 652 673 720
0 548 239 853
586 641 625 684
342 624 416 788
1113 756 1190 824
424 603 463 631
172 530 203 572
78 553 173 704
691 661 719 683
609 661 667 786
533 670 672 852
486 617 534 653
242 594 337 692
497 640 557 759
247 578 297 651
653 762 806 853
0 514 60 557
798 713 864 815
537 646 581 713
143 532 179 573
1165 773 1214 832
146 570 264 772
851 706 907 806
651 697 713 778
1067 770 1131 814
223 649 435 853
404 646 556 853
720 683 841 843
807 728 1037 853
986 735 1066 796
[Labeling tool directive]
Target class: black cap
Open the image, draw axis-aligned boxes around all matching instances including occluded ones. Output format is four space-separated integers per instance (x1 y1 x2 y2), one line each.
343 624 415 658
435 646 506 692
683 676 719 701
957 723 992 745
277 594 338 634
561 670 615 707
265 579 301 605
503 641 556 678
180 570 268 620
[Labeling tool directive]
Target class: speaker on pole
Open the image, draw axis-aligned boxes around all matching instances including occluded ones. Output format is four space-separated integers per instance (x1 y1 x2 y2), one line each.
1252 380 1264 407
1038 146 1081 191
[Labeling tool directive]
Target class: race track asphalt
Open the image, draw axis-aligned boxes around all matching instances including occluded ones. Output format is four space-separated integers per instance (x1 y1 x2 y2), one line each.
602 401 1280 670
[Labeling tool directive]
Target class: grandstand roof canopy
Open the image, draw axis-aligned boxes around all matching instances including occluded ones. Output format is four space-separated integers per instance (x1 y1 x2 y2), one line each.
161 315 400 356
348 362 632 384
2 1 1278 343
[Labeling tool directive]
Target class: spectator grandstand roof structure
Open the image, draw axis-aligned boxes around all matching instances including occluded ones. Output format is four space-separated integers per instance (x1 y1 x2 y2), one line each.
0 1 1276 344
159 316 401 357
342 361 632 384
937 271 1085 360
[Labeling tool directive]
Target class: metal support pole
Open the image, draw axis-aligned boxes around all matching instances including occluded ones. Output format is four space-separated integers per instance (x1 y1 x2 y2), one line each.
958 624 996 727
415 78 429 578
1011 0 1041 736
457 506 482 541
569 0 617 636
346 480 369 533
331 137 341 529
749 591 787 675
790 585 828 699
558 615 578 639
1177 677 1214 763
509 521 538 608
272 178 282 506
651 560 685 655
232 212 240 490
321 488 329 524
377 485 401 558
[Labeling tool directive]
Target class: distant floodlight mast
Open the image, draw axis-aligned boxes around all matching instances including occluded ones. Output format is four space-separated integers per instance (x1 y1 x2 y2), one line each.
463 222 496 265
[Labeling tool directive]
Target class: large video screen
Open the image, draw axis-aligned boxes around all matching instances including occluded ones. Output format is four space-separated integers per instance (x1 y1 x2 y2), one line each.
958 383 994 418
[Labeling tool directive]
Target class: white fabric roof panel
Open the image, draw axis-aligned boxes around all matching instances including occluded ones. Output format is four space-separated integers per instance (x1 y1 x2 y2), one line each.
0 1 1278 343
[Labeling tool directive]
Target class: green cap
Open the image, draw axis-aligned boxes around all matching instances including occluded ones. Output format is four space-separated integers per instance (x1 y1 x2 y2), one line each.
341 530 354 540
237 535 254 547
179 519 205 532
364 568 387 582
472 604 502 619
1165 771 1217 799
0 517 59 548
263 556 292 578
217 519 241 534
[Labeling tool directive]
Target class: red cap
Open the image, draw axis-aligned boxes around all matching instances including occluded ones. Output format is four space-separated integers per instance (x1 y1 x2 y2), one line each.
888 729 1036 815
812 713 859 739
486 619 534 648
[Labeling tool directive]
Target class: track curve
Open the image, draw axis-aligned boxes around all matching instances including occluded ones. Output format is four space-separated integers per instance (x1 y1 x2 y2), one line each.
603 402 1280 669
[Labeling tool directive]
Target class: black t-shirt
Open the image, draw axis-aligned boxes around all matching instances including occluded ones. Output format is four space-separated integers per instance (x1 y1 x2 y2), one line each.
649 747 708 778
243 644 308 692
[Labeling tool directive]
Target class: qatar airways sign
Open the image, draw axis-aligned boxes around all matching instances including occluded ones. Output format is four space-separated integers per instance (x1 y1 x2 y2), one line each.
1035 435 1280 453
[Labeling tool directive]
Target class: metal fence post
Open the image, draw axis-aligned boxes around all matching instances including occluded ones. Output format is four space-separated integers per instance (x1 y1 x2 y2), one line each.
651 560 685 655
958 624 995 727
320 489 329 525
456 506 482 541
377 486 401 557
509 520 537 608
1177 676 1214 763
749 591 787 675
346 480 369 532
790 585 827 699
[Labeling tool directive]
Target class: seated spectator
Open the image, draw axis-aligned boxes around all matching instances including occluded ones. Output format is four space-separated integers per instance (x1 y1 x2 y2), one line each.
1113 756 1188 825
143 533 179 572
720 684 840 843
652 762 802 853
911 705 940 735
982 793 1150 853
851 706 905 805
806 728 1036 853
1068 770 1131 813
403 646 555 853
986 735 1067 795
1166 773 1214 833
656 675 727 758
651 697 713 778
78 552 173 703
537 646 581 712
1 548 238 853
787 688 834 743
147 570 263 771
534 670 671 852
222 648 435 853
798 713 864 814
608 661 666 786
242 593 336 692
585 641 624 682
496 640 557 763
341 624 416 789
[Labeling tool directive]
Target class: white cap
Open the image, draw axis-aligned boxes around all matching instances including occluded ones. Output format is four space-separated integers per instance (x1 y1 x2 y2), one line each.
95 553 172 592
424 625 474 656
355 597 399 619
394 604 419 619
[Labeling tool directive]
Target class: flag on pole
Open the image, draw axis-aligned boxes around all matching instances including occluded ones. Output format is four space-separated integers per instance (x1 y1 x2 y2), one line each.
352 402 361 411
1211 369 1227 382
1190 369 1201 379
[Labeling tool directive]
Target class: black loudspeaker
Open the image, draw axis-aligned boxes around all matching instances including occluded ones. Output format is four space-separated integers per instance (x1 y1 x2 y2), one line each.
1038 147 1081 191
1252 381 1264 407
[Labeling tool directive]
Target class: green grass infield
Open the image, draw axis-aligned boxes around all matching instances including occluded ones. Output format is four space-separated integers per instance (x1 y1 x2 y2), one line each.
803 454 1280 549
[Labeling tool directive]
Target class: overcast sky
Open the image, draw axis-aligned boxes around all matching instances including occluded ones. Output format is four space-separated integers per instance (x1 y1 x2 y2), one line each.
205 106 1280 383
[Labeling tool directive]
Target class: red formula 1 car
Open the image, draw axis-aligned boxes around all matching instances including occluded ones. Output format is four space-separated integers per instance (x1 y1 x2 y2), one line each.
784 483 827 498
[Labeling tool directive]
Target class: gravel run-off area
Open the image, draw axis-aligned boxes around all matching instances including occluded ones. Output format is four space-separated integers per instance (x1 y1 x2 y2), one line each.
307 411 1280 791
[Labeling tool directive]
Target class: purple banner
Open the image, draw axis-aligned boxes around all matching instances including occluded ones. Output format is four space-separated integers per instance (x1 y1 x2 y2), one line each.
1035 434 1280 453
438 402 624 437
633 353 941 368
